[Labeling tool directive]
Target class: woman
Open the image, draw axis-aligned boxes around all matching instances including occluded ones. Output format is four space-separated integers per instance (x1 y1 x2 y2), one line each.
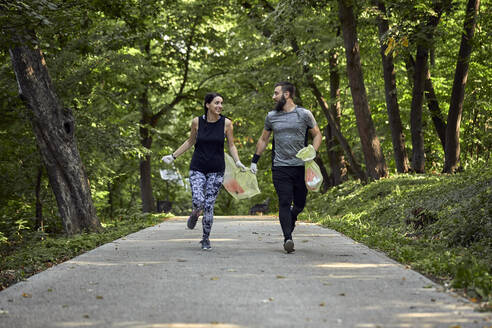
162 92 246 250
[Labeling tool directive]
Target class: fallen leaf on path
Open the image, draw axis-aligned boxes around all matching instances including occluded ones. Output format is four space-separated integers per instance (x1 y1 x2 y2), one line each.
339 293 345 296
177 259 187 262
96 296 103 300
319 302 325 307
422 284 433 288
22 293 32 298
302 240 309 243
210 277 219 280
0 310 9 315
47 289 53 292
276 275 286 279
83 314 90 319
227 269 236 272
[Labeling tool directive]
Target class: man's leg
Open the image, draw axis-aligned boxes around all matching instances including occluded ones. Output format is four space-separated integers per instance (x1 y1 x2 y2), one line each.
291 166 308 234
272 167 295 242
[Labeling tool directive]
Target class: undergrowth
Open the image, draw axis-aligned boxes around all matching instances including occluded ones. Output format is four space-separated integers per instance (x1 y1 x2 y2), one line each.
0 213 168 290
303 164 492 306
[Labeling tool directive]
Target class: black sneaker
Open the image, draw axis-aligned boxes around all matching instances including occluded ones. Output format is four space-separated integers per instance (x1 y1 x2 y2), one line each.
200 239 212 250
283 239 295 253
187 209 200 229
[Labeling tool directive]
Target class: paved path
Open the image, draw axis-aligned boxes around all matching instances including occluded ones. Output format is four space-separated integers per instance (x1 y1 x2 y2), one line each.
0 216 490 328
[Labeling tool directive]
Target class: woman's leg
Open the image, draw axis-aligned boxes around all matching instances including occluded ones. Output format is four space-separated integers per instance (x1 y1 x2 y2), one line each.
189 170 206 213
201 171 224 241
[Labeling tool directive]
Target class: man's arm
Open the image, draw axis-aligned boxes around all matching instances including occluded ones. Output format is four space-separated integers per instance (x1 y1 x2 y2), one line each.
309 125 322 151
255 129 272 156
250 129 271 174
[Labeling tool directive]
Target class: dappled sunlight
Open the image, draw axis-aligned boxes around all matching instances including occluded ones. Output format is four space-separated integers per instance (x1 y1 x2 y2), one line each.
316 262 397 269
54 322 245 328
67 260 168 266
312 274 388 280
295 233 339 237
396 312 481 323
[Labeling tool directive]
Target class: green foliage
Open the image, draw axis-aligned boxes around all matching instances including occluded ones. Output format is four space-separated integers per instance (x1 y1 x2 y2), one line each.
304 165 492 301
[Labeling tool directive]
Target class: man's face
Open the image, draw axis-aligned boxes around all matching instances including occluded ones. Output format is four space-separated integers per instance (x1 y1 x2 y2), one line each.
273 86 287 111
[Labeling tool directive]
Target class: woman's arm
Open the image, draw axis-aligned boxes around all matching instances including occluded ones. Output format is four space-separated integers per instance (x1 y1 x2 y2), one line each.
172 117 199 159
225 118 241 163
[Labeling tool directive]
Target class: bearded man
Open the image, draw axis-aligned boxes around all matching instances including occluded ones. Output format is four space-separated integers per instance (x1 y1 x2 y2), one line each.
250 82 322 253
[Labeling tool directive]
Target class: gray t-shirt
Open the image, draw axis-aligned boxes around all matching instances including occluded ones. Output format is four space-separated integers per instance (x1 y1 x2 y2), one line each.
264 106 317 167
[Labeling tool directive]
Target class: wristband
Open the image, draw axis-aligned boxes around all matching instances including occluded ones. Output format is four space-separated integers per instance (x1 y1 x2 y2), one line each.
172 153 176 160
252 154 260 164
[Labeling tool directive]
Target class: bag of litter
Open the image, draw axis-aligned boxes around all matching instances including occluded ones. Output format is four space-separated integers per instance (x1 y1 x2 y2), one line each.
223 153 260 200
296 145 323 192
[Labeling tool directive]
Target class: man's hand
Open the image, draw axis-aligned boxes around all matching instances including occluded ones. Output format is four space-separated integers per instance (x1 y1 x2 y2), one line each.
250 163 258 174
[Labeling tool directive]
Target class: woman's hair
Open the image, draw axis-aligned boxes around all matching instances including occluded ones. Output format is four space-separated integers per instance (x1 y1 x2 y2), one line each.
203 92 223 116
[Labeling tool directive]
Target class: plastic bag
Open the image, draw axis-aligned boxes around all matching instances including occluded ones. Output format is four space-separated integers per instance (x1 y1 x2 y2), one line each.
295 144 316 161
223 153 261 200
305 160 323 192
296 145 323 192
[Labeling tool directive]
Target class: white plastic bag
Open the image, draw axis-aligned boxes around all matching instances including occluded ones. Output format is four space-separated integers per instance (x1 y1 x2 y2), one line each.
296 146 323 192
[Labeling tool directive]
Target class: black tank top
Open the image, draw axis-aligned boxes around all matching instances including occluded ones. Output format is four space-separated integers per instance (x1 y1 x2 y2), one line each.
190 115 225 173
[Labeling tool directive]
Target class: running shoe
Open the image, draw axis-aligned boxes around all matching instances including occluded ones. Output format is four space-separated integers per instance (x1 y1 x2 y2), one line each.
187 209 200 229
283 239 295 253
200 239 212 250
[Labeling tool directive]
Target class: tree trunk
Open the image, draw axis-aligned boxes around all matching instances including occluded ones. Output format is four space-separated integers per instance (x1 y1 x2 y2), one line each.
409 8 441 173
9 37 101 234
139 86 155 213
338 0 388 180
376 1 409 173
305 73 367 183
327 51 348 185
34 165 43 230
314 155 330 193
424 68 447 150
405 54 447 150
410 44 428 173
444 0 480 173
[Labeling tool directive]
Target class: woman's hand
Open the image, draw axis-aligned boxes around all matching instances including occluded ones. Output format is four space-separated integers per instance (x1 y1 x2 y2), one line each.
162 155 174 164
235 160 246 171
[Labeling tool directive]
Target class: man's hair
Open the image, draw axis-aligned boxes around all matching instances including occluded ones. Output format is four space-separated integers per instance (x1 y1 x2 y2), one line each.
275 81 295 99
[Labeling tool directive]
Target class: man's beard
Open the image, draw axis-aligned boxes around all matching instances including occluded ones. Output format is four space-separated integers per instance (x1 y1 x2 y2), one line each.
274 95 287 112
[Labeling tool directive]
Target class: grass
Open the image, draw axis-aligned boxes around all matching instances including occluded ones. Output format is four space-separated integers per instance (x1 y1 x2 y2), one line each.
302 164 492 309
0 212 169 291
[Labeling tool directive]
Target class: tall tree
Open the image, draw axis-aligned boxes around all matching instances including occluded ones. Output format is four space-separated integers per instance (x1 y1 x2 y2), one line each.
326 50 348 185
338 0 388 179
375 1 409 173
9 34 101 234
404 54 447 150
409 2 443 172
444 0 480 173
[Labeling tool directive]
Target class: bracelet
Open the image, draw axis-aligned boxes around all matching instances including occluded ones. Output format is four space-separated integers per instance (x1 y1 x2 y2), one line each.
252 154 260 164
172 153 176 160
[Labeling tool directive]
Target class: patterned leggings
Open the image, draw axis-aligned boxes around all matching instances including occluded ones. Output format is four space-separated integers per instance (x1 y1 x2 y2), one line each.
189 170 224 240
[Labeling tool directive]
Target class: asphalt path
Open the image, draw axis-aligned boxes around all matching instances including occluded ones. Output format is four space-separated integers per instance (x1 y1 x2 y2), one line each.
0 216 490 328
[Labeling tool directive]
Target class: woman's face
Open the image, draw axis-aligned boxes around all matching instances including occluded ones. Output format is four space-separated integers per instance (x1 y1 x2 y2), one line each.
206 96 223 116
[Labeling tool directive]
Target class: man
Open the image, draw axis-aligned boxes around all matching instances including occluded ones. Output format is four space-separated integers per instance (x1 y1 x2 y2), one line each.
251 82 322 253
